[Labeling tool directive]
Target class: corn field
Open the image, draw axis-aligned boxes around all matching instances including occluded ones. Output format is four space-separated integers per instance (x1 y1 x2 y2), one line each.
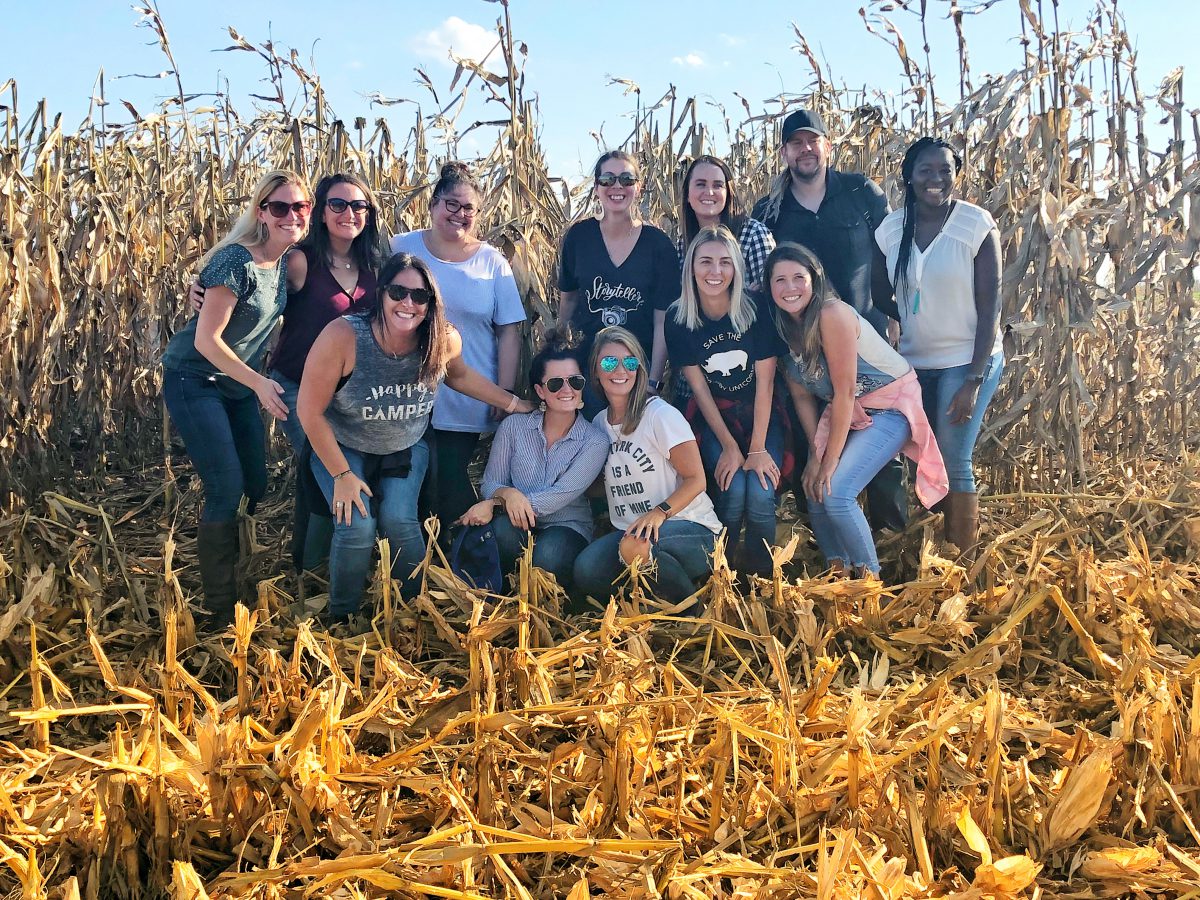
2 1 1200 897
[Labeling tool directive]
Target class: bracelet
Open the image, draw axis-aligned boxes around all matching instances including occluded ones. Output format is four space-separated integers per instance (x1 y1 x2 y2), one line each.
505 393 519 413
332 469 353 481
648 378 662 391
747 450 770 456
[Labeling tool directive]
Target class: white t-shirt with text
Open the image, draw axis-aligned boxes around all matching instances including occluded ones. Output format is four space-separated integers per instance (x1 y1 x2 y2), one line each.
594 398 722 534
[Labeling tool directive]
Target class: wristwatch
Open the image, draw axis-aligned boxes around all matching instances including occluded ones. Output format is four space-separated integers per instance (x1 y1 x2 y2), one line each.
655 500 672 517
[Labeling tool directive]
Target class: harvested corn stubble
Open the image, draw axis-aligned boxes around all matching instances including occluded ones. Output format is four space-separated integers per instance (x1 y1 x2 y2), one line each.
0 457 1198 898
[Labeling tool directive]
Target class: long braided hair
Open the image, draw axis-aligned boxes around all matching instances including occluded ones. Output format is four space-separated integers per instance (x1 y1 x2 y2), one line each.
892 137 963 303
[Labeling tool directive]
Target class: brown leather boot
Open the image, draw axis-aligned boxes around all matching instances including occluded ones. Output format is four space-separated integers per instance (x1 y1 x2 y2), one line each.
943 491 980 559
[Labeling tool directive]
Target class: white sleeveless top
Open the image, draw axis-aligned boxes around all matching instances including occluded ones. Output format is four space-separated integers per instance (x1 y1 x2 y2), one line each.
874 200 1001 369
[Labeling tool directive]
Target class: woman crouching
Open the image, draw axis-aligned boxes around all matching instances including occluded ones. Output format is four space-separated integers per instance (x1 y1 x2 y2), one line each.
572 326 722 610
298 252 533 622
769 243 947 576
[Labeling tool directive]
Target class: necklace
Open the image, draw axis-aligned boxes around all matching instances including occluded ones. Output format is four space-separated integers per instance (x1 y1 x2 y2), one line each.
910 200 954 315
373 323 413 360
330 254 354 270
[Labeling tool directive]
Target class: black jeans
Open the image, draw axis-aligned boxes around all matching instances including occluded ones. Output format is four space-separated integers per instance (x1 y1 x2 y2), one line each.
427 428 482 527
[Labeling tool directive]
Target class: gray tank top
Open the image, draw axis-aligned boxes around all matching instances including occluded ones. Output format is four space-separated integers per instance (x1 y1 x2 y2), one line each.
325 314 439 454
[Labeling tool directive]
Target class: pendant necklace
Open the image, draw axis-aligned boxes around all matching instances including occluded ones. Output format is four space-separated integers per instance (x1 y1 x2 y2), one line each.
911 200 953 315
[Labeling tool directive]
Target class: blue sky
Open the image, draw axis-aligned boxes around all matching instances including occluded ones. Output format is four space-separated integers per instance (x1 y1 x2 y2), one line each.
6 1 1195 178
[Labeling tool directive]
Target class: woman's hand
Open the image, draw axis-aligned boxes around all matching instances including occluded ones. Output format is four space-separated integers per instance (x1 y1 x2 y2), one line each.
743 450 780 491
802 453 839 504
946 380 981 425
713 444 745 491
496 487 536 530
256 376 289 420
188 279 205 314
332 472 373 525
625 507 669 543
458 498 495 527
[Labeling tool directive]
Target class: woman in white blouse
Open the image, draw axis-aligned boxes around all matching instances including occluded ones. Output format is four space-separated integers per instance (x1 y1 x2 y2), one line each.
872 137 1003 556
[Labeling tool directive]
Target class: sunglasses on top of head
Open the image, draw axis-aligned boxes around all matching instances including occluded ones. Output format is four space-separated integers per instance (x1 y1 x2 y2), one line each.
543 374 586 393
596 172 639 188
326 197 371 214
384 285 433 305
260 200 313 218
599 355 639 373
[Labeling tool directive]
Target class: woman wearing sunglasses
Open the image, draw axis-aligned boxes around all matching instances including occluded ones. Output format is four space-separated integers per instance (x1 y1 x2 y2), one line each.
457 346 609 592
572 326 722 611
188 173 387 571
555 152 681 414
667 226 788 577
390 162 527 529
298 253 534 622
163 170 312 625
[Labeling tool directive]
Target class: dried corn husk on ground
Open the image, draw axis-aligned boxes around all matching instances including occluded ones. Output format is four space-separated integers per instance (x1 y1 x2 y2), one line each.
1 456 1199 897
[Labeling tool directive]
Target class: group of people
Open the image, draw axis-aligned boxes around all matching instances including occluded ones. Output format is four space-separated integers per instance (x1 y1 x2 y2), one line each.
162 107 1004 627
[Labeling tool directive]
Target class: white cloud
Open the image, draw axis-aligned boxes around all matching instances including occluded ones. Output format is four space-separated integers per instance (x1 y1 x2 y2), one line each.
719 33 745 47
671 52 706 68
411 16 502 70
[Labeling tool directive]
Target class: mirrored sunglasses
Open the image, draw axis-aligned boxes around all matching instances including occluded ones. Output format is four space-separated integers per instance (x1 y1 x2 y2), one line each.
599 355 639 373
596 172 639 188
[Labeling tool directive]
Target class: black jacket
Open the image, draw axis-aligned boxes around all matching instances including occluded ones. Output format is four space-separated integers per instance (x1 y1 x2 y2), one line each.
752 168 890 336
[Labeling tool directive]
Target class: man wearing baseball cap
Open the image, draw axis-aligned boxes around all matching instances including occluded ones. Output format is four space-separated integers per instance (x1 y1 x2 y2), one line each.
752 108 908 534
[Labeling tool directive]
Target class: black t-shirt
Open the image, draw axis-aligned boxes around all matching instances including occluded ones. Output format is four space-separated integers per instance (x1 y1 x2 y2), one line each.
665 295 784 405
558 218 681 355
751 168 889 336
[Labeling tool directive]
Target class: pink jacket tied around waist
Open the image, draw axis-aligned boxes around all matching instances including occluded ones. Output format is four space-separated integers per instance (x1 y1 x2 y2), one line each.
813 369 949 510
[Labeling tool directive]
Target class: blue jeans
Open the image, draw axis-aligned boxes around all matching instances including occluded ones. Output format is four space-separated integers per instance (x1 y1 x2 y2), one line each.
491 515 589 591
916 352 1004 493
312 440 429 617
698 420 784 575
809 409 910 573
163 370 267 523
273 370 334 569
573 520 716 607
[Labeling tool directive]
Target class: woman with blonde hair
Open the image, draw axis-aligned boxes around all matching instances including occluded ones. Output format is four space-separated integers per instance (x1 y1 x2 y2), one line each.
572 326 722 608
666 225 788 576
162 169 312 624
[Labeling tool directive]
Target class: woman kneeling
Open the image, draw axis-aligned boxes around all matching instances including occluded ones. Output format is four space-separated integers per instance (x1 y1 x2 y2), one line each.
458 346 609 591
298 253 532 621
572 326 723 610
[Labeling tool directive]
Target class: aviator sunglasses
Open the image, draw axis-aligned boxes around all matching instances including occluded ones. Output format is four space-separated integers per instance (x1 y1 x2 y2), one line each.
599 355 640 373
384 284 433 305
543 374 586 393
596 172 639 188
260 200 313 218
326 197 371 214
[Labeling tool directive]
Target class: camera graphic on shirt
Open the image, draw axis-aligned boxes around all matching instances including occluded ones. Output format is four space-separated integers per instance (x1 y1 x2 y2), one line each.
600 307 628 327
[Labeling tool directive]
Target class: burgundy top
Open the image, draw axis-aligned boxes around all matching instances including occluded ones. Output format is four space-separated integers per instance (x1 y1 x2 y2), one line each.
269 245 377 382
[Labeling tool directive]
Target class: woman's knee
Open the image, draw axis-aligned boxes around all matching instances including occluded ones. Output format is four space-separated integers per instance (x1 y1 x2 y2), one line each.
334 514 378 550
201 466 246 522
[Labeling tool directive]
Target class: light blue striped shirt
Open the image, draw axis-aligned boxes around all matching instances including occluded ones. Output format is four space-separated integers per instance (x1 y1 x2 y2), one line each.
481 411 609 539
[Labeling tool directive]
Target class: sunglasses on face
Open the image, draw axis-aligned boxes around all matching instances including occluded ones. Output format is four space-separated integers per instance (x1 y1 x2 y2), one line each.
599 355 640 373
441 197 478 217
260 200 313 218
326 197 371 214
543 374 586 393
596 172 639 188
384 284 432 305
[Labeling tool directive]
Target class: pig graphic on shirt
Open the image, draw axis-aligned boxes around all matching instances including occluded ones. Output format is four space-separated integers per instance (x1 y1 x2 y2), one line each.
702 349 748 377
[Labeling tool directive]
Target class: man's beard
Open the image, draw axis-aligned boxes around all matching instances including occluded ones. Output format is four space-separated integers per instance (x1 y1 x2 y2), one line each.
789 160 824 184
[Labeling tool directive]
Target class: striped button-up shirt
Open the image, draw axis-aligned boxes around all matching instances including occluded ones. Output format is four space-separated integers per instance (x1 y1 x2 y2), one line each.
481 410 609 539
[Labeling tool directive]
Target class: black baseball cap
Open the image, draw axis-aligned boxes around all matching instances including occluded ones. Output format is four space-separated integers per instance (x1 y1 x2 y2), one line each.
781 109 827 141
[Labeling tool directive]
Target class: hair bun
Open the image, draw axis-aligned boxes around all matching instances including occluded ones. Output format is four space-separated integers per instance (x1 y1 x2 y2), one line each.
440 161 471 179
